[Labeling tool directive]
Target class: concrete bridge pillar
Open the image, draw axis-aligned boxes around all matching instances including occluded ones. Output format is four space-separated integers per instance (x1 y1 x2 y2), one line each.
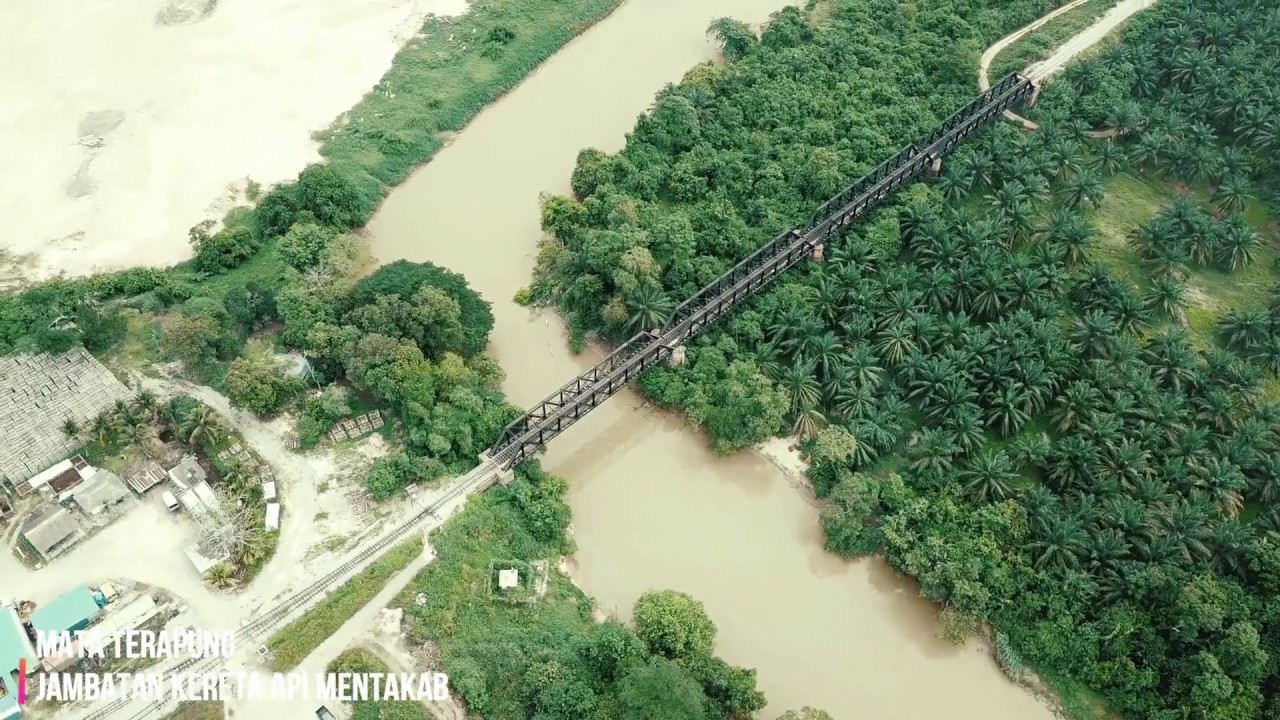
811 244 825 262
926 156 943 178
478 452 515 485
668 345 687 368
1028 81 1041 106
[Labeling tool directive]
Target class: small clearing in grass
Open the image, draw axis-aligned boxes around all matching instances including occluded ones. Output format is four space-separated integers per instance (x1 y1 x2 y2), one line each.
1088 172 1280 349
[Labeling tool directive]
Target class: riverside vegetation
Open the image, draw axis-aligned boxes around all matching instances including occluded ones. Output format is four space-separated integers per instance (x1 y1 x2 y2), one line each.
0 0 791 716
0 0 628 498
394 464 773 720
525 0 1280 718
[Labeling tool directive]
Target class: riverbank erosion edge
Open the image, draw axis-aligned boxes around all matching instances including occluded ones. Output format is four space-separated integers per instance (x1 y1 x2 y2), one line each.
0 0 625 346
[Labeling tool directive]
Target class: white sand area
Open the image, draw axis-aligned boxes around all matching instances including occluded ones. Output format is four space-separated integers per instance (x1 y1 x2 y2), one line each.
0 0 468 285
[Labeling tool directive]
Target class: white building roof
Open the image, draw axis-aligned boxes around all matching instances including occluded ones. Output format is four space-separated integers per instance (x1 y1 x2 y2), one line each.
93 596 160 641
183 544 227 576
262 481 276 502
498 569 519 589
25 459 74 492
167 456 205 490
21 505 80 556
265 503 280 531
193 482 220 512
178 481 219 517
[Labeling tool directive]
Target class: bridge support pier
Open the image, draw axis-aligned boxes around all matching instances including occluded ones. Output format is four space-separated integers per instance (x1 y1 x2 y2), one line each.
1028 81 1041 106
811 244 825 262
478 452 514 485
668 345 687 368
926 156 943 178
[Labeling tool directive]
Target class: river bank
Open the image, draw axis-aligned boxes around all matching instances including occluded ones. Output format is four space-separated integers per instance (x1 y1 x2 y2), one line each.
0 0 624 291
362 1 1057 717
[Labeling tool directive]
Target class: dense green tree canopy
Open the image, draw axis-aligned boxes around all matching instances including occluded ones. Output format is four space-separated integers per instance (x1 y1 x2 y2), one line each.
527 0 1280 716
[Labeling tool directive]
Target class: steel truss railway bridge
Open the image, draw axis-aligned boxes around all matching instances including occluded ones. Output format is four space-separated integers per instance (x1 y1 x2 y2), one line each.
479 72 1036 479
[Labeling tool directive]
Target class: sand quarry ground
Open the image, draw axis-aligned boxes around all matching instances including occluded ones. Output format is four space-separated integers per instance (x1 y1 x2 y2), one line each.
0 0 468 288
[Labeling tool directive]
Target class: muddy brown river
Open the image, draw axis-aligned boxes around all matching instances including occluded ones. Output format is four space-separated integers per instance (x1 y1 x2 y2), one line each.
366 1 1056 717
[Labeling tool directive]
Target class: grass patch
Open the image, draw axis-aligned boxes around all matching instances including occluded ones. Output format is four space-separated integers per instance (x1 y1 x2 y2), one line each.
162 702 224 720
178 242 292 302
266 535 425 670
991 0 1120 79
395 490 590 720
1088 172 1280 348
328 649 433 720
1034 665 1120 720
1086 172 1176 286
101 309 164 375
319 0 624 193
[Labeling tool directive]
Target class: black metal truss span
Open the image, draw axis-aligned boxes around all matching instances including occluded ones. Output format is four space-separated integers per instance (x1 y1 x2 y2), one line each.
488 73 1034 470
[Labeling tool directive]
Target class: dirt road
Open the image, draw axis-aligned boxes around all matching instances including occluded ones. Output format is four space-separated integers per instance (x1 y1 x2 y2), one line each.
978 0 1156 128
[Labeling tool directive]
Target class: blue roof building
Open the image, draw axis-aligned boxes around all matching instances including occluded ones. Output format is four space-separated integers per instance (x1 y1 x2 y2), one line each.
29 585 101 636
0 606 36 720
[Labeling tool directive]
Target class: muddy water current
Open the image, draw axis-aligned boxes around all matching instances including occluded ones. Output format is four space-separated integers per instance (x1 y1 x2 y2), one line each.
366 1 1056 717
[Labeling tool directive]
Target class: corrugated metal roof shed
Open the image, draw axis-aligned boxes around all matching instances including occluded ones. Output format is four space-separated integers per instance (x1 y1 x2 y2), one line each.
71 469 131 514
21 505 80 556
0 606 37 678
30 584 101 635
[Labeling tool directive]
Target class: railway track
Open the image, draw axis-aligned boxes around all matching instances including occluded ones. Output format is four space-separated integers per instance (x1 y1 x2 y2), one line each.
77 465 498 720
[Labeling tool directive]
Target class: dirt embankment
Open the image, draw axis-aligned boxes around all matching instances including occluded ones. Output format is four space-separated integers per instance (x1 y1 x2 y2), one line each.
0 0 468 286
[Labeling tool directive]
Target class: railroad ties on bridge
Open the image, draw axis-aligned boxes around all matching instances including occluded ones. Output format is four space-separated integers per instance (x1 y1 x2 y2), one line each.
484 72 1037 472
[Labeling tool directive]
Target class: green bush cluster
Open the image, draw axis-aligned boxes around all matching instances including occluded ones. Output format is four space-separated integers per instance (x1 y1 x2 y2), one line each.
397 463 771 720
531 0 1280 717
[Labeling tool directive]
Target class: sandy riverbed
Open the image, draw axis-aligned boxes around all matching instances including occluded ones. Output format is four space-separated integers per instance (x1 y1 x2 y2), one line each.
0 0 467 287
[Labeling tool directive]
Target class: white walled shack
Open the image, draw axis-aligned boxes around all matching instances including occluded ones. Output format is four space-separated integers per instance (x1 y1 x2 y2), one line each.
167 455 205 491
94 595 160 641
183 544 227 576
0 349 134 491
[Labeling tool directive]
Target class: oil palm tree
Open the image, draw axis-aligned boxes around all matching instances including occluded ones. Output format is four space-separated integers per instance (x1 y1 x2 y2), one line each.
777 361 821 414
89 412 120 445
791 404 825 442
179 406 225 448
1217 222 1259 272
625 284 674 332
1059 169 1105 210
1144 277 1188 323
959 450 1018 503
1211 174 1251 215
203 563 239 590
133 389 161 423
1031 515 1087 573
61 418 83 443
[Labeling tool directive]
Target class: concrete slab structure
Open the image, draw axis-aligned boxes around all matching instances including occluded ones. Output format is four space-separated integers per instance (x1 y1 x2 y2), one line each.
0 349 133 490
